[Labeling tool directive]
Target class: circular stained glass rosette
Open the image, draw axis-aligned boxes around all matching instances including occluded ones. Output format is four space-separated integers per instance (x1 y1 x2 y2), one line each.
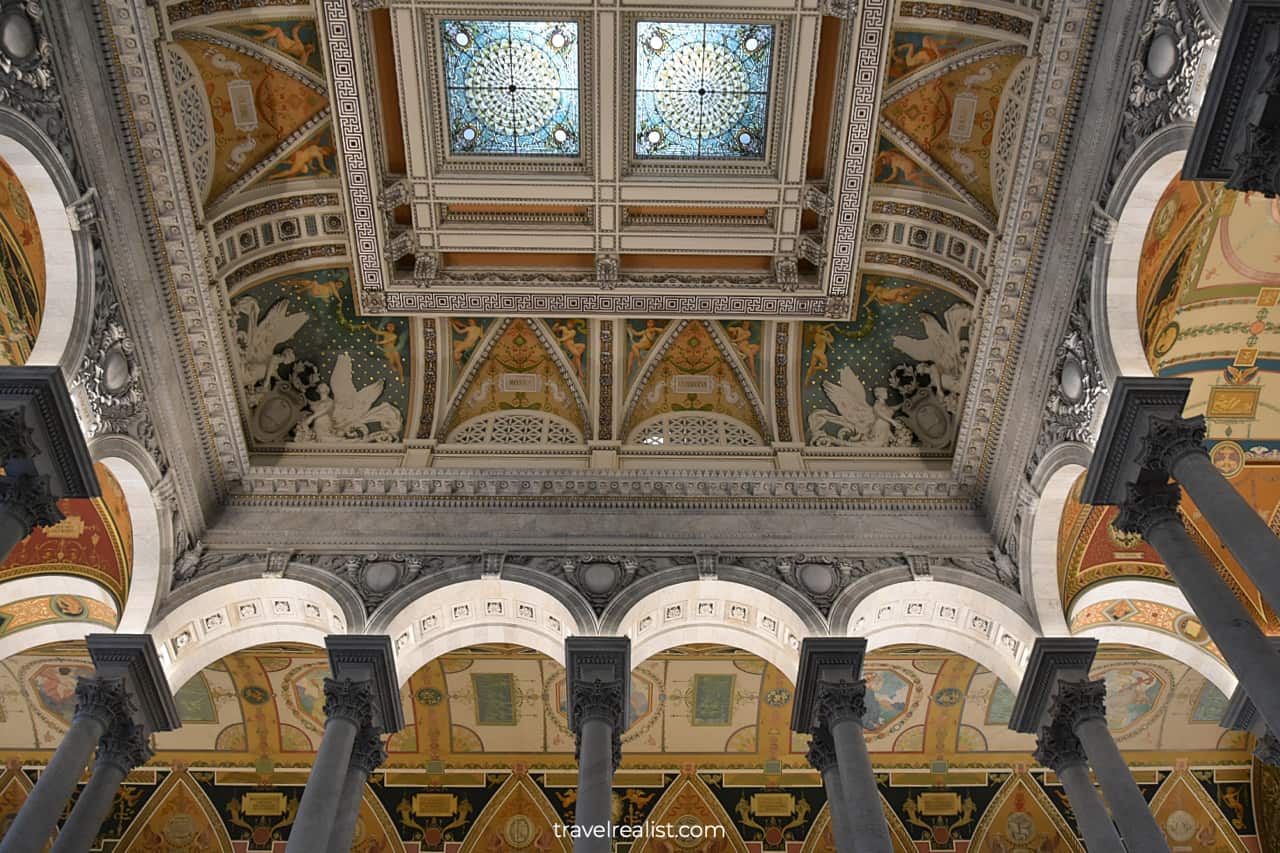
443 20 580 156
635 21 773 159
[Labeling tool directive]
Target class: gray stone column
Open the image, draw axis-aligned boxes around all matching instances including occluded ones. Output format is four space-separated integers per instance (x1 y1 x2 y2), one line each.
49 723 152 853
1034 719 1124 852
791 638 892 853
285 678 369 853
806 719 857 853
0 678 128 853
566 637 629 853
1139 413 1280 615
1116 475 1280 730
1052 679 1168 853
816 680 892 853
326 723 387 853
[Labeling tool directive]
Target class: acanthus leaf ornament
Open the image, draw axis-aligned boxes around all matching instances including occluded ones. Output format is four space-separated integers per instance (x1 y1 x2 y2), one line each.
1033 718 1089 772
322 677 373 727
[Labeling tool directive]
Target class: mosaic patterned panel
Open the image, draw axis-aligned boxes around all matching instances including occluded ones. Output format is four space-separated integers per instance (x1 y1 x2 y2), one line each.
442 20 580 156
635 21 773 159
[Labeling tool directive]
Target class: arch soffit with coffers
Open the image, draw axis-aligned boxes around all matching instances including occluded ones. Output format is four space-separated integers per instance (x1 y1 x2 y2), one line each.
840 578 1038 691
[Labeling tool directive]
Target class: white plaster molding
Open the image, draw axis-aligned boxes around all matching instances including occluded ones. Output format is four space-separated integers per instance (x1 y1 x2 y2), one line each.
1101 150 1185 381
1068 578 1192 620
99 456 162 634
0 577 116 662
617 579 808 684
1028 462 1085 636
382 578 579 686
845 580 1038 691
0 130 81 373
1084 628 1236 697
148 578 347 690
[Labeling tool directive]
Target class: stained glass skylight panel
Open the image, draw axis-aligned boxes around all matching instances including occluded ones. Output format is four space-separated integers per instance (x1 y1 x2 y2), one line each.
442 20 580 156
635 22 774 159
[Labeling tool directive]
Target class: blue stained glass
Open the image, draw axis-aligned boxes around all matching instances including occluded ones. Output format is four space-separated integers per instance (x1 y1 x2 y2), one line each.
635 21 774 159
442 20 580 156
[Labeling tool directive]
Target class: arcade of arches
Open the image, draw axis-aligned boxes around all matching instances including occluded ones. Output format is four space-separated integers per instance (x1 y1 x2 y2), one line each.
1 0 1280 851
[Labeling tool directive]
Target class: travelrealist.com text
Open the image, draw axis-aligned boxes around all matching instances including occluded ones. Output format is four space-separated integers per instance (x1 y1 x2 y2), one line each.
553 822 728 840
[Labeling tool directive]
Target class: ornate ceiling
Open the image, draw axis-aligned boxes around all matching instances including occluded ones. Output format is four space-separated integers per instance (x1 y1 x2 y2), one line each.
75 0 1093 509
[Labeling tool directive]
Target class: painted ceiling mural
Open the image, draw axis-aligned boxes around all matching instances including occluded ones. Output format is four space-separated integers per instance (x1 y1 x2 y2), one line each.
1057 467 1280 633
0 642 1263 851
130 0 1050 468
0 153 44 367
1138 176 1280 453
0 462 131 624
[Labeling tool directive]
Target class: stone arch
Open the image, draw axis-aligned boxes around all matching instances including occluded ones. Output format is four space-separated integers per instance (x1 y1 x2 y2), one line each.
372 576 586 687
147 577 349 691
0 108 93 374
1091 125 1192 383
843 580 1039 691
603 577 817 683
1067 580 1236 696
91 444 168 633
1024 444 1092 635
0 576 117 661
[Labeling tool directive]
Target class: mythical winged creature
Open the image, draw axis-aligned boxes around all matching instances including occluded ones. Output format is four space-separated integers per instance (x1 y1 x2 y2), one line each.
808 366 910 447
235 297 309 399
891 303 972 405
295 352 402 442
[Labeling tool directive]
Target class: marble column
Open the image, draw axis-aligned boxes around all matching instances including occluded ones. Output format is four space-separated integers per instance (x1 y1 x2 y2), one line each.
816 680 892 853
284 678 370 853
326 723 387 853
49 723 152 853
1139 413 1280 614
0 678 128 853
1116 474 1280 730
566 637 629 853
1052 679 1168 853
806 719 857 853
1034 719 1124 851
0 465 64 563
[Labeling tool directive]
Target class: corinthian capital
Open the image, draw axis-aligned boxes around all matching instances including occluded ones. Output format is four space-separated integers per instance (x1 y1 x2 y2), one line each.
1113 473 1181 536
1139 414 1208 474
350 723 388 775
1033 719 1088 772
322 677 373 727
570 678 625 771
805 720 839 773
1255 731 1280 769
73 676 131 730
816 679 868 728
96 722 153 775
1051 678 1108 729
0 471 65 536
0 410 36 463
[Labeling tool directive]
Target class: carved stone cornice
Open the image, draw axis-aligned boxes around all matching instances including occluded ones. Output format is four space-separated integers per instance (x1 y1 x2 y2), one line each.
805 721 839 774
1051 678 1109 729
322 677 373 728
815 680 869 730
95 722 153 776
1138 414 1209 474
0 471 63 534
349 724 388 776
72 676 131 731
1033 719 1089 772
1113 473 1182 536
